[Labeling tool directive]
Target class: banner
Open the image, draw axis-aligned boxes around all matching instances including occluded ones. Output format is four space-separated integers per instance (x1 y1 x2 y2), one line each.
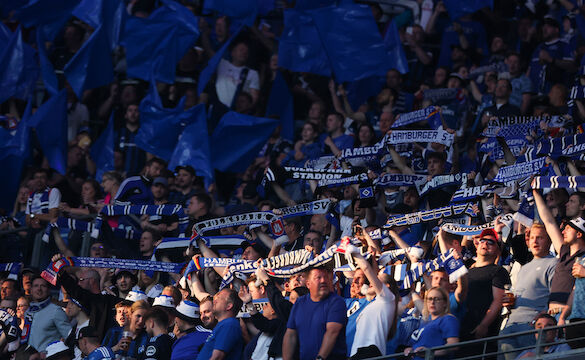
492 157 546 184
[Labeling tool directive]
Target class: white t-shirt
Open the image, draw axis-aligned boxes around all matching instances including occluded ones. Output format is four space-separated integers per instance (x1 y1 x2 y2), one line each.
26 188 61 214
340 215 368 238
351 285 396 356
215 59 260 107
251 332 282 360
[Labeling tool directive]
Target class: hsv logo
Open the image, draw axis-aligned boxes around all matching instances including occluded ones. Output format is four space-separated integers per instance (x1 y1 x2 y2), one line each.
270 219 284 236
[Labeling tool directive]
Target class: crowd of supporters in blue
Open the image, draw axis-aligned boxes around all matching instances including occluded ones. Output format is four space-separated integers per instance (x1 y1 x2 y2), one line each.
2 0 585 359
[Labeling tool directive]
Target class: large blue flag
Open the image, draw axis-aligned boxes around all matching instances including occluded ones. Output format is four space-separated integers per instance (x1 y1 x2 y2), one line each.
17 0 78 41
265 71 294 141
36 27 59 96
64 25 114 98
211 112 280 172
383 21 409 74
443 0 493 20
136 78 206 162
0 27 38 104
0 100 32 212
278 9 331 77
29 90 68 174
91 112 115 181
72 0 125 51
203 0 257 26
123 1 199 83
197 24 243 95
345 76 385 110
169 104 214 185
310 3 393 82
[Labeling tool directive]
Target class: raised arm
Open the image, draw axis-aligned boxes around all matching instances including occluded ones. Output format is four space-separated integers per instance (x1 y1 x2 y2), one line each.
532 188 563 253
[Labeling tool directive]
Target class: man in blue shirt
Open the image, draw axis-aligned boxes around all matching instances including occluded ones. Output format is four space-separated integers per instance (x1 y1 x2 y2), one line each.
283 266 347 360
197 289 243 360
529 17 575 95
115 157 166 205
171 300 212 360
78 326 115 360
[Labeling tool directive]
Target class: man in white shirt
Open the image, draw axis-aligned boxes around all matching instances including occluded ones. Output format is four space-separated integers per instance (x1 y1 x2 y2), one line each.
214 41 260 108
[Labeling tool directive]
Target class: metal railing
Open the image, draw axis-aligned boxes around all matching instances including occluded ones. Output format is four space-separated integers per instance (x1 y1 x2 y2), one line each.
368 320 585 359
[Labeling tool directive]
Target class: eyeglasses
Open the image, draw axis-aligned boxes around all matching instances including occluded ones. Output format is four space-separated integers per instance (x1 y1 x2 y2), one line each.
91 245 104 251
479 238 496 246
426 297 445 302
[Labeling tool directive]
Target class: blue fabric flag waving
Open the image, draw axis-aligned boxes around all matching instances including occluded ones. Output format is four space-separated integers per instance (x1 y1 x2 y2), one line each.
122 0 199 83
29 90 68 174
203 0 257 26
443 0 493 20
265 71 294 141
0 27 39 104
211 112 280 172
36 27 59 96
72 0 126 51
310 3 393 82
0 100 32 212
16 0 79 41
383 21 409 74
91 112 116 181
278 9 331 77
169 104 214 185
64 25 114 99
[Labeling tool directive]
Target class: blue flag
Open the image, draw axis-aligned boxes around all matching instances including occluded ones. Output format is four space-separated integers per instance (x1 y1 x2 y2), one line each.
294 0 337 10
265 71 294 141
311 3 393 82
197 24 243 95
203 0 257 26
345 76 385 110
383 21 409 74
169 104 214 185
0 0 26 18
0 27 38 104
72 0 125 51
122 1 199 83
64 25 114 99
278 9 331 77
211 112 280 172
443 0 493 20
91 112 115 181
17 0 78 41
0 100 32 212
135 79 204 161
36 27 59 96
29 90 68 174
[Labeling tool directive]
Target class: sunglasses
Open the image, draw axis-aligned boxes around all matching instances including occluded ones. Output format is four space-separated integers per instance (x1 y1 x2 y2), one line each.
479 238 497 246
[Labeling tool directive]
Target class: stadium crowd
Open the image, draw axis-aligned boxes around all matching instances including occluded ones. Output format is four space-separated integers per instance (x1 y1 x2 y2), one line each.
2 0 585 359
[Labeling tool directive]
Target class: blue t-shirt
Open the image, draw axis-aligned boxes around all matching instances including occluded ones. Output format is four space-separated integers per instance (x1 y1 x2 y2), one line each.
171 327 212 360
196 318 243 360
409 315 459 360
287 293 347 359
87 346 116 360
344 297 371 355
449 292 466 323
529 39 572 94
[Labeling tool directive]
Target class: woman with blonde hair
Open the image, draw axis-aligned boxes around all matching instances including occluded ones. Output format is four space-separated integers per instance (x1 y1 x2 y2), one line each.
405 286 459 359
107 299 150 358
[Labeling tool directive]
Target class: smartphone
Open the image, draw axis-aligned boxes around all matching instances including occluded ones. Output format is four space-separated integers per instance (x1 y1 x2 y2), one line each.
353 225 363 236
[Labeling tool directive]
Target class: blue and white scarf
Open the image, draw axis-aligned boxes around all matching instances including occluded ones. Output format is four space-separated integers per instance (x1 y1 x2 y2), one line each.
469 62 507 78
536 133 585 159
492 157 547 184
43 217 140 243
21 296 52 344
92 204 189 239
481 119 540 138
191 211 286 244
384 202 477 228
440 214 514 236
387 129 454 147
317 172 369 188
339 137 387 160
282 166 353 181
373 174 427 189
532 176 585 189
391 106 442 129
423 88 463 103
0 263 21 280
417 173 467 196
568 84 585 110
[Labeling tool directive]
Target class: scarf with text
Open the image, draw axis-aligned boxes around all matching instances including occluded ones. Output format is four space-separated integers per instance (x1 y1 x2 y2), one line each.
417 173 467 196
492 157 547 184
43 217 140 243
317 172 369 188
387 129 454 147
339 136 388 160
384 202 477 228
440 214 514 236
423 88 464 103
481 118 540 138
373 174 427 189
41 257 186 286
391 106 442 129
536 133 585 159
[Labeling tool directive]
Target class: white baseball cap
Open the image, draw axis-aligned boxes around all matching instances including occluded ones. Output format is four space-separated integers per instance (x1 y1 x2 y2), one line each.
153 295 175 308
126 290 148 302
